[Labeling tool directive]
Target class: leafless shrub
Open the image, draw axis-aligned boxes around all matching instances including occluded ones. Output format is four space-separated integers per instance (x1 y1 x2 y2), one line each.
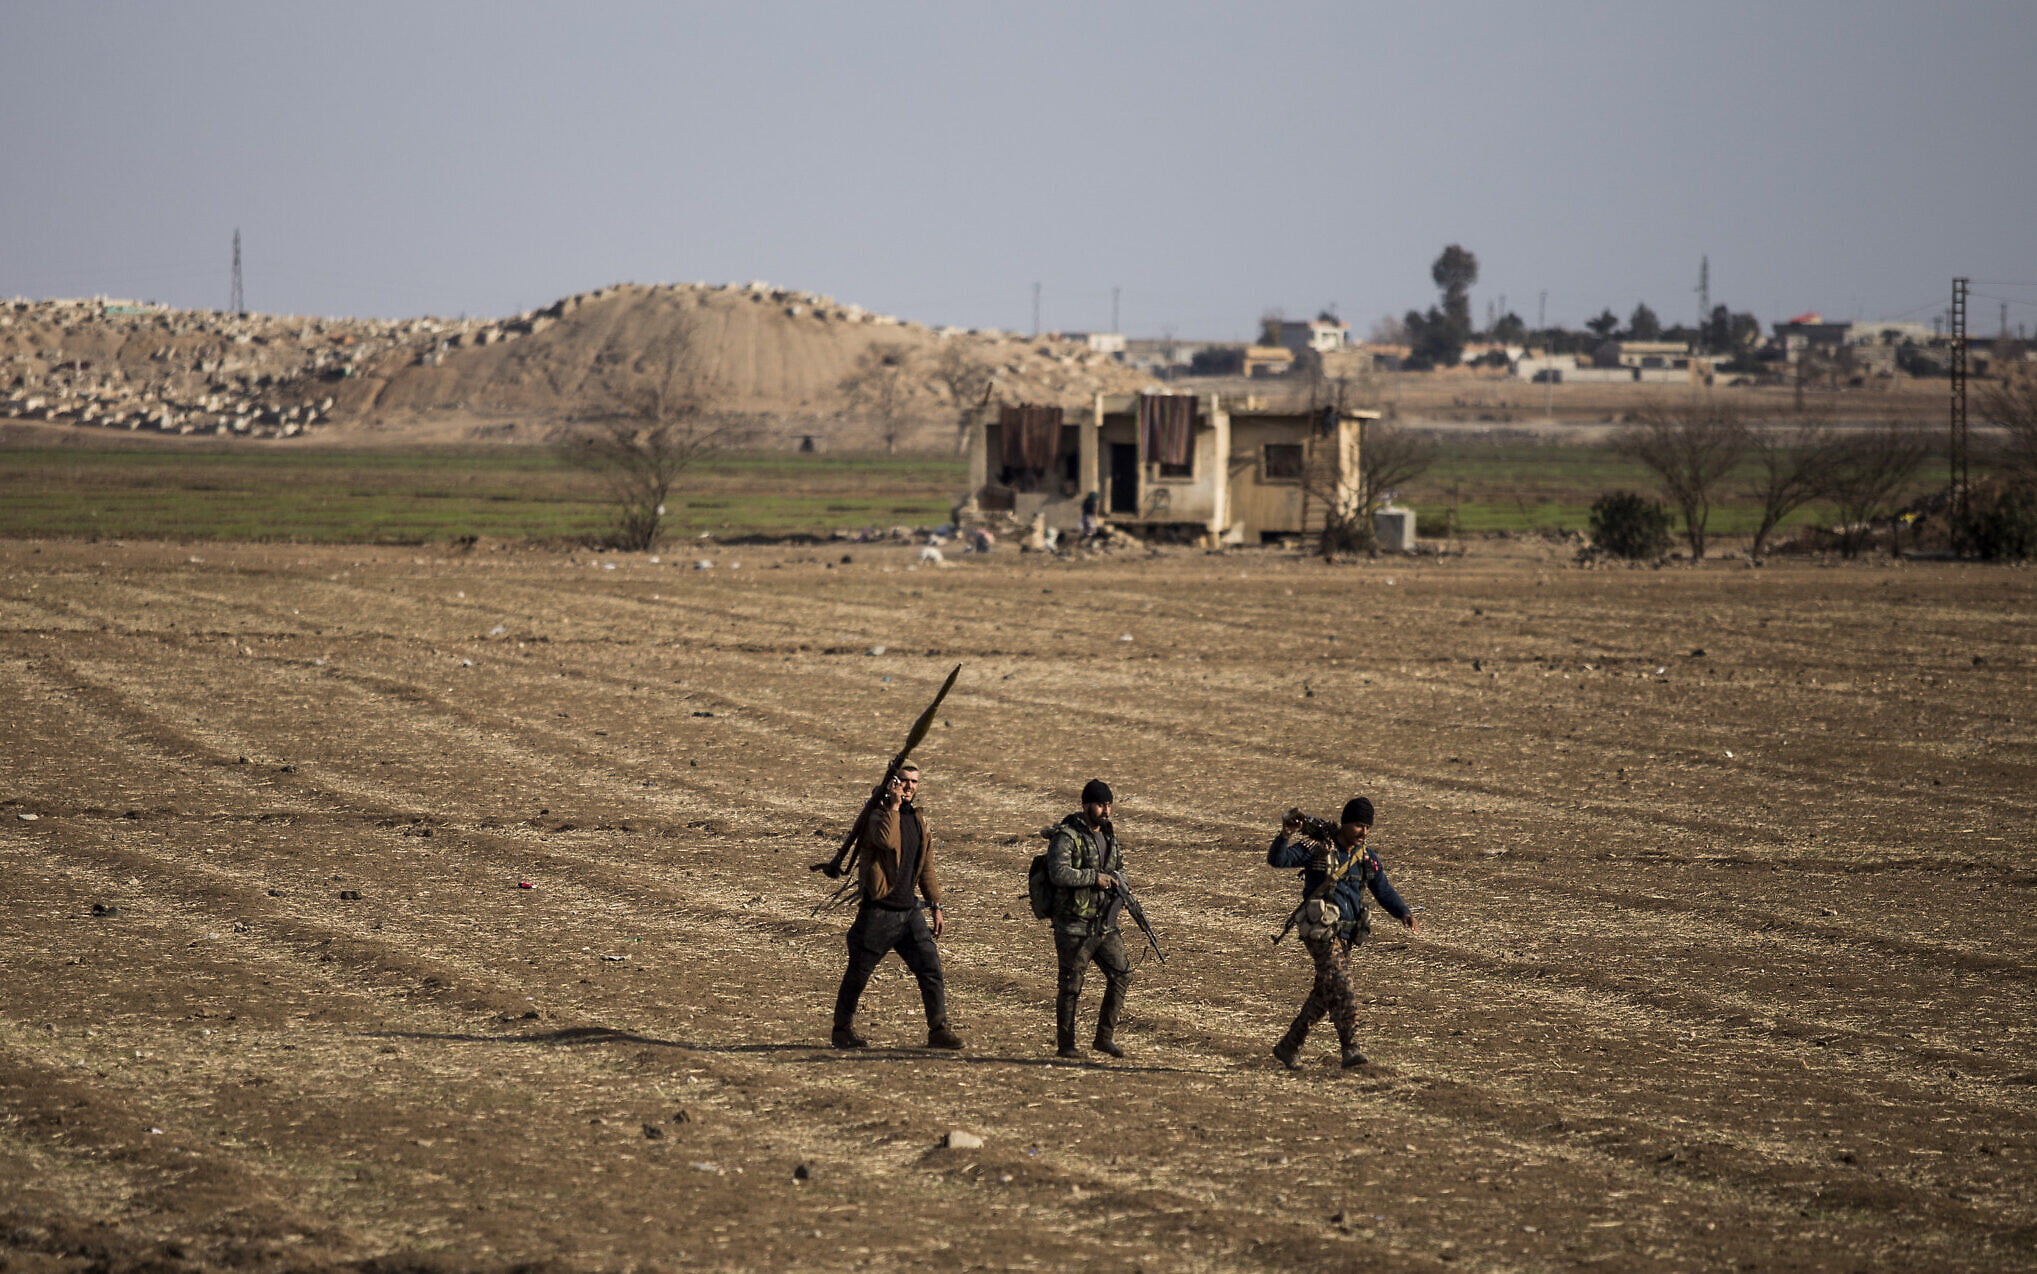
1360 422 1439 514
1821 422 1933 558
1612 400 1750 560
926 342 999 454
1743 415 1838 557
841 343 922 455
555 385 725 551
1979 371 2037 475
1299 421 1437 557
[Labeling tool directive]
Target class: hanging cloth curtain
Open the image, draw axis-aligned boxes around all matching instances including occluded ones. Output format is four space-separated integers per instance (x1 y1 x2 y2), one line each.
999 403 1063 471
1138 393 1196 467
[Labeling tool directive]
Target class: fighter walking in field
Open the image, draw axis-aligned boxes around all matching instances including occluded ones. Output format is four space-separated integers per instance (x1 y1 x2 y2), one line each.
1267 796 1417 1069
1043 779 1136 1059
830 764 964 1050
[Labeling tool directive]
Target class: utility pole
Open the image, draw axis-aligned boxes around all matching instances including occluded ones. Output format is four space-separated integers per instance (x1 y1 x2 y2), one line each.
1537 290 1547 330
1950 276 1969 530
1032 282 1041 338
230 228 245 316
1111 285 1120 334
1695 255 1710 352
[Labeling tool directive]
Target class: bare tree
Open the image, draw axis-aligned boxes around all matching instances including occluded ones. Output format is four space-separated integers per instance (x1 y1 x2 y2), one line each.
1821 422 1932 558
1742 416 1838 557
925 341 998 455
1979 372 2037 475
840 342 921 454
556 384 725 551
1298 421 1437 557
1358 422 1439 514
1611 400 1750 560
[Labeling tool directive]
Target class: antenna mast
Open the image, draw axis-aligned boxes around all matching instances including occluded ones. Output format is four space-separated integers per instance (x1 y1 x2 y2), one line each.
1950 276 1969 529
230 228 245 316
1695 255 1710 352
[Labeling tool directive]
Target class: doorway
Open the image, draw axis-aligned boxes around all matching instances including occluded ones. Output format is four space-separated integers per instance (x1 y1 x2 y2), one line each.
1108 443 1139 514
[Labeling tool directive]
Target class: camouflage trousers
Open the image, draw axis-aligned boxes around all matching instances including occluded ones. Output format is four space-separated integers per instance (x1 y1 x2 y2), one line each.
1054 923 1132 1046
1283 930 1357 1050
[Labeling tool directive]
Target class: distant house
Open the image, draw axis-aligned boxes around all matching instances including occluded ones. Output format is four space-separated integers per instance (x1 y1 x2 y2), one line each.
1242 345 1296 377
964 393 1380 544
1772 316 1937 379
1583 340 1722 383
1063 331 1129 356
1266 317 1349 355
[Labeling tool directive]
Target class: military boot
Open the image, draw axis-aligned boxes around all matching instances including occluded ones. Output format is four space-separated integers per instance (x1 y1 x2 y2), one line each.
926 1022 964 1050
1272 1015 1309 1070
1092 1031 1124 1059
831 1022 868 1050
1340 1044 1370 1069
1055 1027 1080 1060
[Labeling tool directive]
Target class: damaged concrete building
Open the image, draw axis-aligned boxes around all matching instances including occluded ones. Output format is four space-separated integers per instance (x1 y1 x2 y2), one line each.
964 392 1379 544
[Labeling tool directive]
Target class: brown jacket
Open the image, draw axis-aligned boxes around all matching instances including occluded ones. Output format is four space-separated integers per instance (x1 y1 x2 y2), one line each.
856 801 942 907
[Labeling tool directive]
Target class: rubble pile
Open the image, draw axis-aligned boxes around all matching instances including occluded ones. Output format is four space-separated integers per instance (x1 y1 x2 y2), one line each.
0 296 544 438
1 283 1149 443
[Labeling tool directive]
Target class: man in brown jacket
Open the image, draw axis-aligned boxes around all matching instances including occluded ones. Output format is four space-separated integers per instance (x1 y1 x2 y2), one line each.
831 764 964 1049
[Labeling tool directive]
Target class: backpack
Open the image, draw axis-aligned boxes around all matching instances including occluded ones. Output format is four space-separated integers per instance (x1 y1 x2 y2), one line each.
1026 823 1070 920
1026 851 1056 920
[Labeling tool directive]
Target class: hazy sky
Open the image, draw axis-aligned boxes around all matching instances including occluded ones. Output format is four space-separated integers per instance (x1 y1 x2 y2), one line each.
4 1 2033 339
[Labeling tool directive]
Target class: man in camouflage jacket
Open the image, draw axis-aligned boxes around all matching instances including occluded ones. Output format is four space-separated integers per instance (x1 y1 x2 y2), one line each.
1044 779 1134 1059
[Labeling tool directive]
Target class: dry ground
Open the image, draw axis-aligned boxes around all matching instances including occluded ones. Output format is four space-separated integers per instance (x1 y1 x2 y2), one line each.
1 538 2032 1273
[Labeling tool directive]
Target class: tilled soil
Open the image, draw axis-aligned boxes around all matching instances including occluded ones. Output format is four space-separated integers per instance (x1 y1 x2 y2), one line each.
1 539 2032 1273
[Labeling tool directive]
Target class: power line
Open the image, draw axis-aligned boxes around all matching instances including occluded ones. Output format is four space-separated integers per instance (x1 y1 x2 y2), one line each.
1969 290 2037 309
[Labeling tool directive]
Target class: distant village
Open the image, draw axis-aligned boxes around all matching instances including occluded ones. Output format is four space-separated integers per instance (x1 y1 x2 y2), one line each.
1076 310 2034 390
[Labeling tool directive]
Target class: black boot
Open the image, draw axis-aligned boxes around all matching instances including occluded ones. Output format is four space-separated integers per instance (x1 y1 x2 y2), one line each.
1055 1027 1080 1060
1092 1031 1124 1059
926 1021 964 1050
1272 1012 1309 1069
831 1022 868 1049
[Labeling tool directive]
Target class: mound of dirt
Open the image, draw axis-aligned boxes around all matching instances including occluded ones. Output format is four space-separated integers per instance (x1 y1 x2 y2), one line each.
1 284 1152 449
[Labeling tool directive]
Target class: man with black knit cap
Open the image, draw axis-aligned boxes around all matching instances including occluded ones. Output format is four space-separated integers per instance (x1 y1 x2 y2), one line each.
1043 779 1134 1059
1266 795 1417 1069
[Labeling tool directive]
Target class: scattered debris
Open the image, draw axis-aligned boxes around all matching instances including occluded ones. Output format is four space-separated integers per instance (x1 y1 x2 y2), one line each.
944 1130 985 1150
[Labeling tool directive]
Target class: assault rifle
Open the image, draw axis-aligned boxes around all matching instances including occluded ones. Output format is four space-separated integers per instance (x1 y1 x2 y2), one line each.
1103 872 1166 964
1270 808 1368 946
811 663 962 881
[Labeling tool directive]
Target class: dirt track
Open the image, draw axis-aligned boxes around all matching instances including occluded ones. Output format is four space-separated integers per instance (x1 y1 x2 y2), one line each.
2 539 2032 1272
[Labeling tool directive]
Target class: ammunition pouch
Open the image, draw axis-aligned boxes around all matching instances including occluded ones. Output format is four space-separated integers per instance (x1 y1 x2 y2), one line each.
1297 898 1342 941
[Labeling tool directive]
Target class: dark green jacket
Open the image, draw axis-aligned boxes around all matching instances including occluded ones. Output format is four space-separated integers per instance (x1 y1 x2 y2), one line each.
1045 812 1121 931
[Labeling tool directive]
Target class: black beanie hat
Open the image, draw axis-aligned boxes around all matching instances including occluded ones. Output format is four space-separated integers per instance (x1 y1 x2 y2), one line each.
1340 796 1375 826
1082 779 1114 806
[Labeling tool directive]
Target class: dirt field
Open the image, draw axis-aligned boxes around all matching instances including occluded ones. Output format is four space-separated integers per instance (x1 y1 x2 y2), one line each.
2 538 2032 1272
